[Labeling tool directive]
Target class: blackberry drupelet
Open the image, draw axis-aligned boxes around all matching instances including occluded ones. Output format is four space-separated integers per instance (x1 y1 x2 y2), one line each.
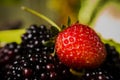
101 44 120 80
21 25 53 44
0 42 21 79
0 42 21 65
104 44 120 67
80 68 114 80
4 53 74 80
21 24 54 54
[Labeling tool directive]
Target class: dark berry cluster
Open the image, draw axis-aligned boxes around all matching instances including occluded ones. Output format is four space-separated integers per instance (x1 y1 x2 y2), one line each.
80 68 114 80
0 42 22 79
4 54 73 80
21 25 54 54
0 42 21 65
102 44 120 80
0 25 75 80
103 44 120 67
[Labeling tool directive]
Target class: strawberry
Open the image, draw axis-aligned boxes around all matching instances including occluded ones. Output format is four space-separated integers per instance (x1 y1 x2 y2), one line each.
21 6 107 70
55 23 107 69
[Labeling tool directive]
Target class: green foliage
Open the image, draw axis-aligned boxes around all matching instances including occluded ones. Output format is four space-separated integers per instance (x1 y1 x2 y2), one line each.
0 29 25 44
78 0 109 27
67 16 71 27
102 38 120 54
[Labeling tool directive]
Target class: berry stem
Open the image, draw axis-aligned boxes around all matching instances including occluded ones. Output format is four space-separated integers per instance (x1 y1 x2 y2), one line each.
21 6 62 32
70 68 84 77
51 48 56 56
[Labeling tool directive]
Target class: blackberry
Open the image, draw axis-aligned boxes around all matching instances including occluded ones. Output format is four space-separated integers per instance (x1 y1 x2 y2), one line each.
21 24 54 54
80 68 114 80
4 53 74 80
104 44 120 67
0 42 21 65
21 25 53 43
101 44 120 80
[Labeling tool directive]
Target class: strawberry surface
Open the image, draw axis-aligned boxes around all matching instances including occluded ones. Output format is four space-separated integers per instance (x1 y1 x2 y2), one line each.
55 23 107 69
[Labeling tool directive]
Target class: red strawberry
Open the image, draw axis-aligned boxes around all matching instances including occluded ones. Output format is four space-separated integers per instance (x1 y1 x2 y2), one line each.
55 23 107 69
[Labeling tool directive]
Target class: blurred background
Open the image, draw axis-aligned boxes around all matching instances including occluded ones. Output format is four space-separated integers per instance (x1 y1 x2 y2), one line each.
0 0 80 30
0 0 120 43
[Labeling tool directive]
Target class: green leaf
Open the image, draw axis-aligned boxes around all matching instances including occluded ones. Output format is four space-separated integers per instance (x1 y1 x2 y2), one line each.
42 40 54 47
78 0 110 27
0 29 25 44
102 38 120 54
67 16 71 27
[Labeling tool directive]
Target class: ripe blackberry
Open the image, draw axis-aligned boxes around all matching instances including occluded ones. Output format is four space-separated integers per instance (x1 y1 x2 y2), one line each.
4 53 74 80
104 44 120 67
80 68 114 80
21 24 54 54
101 44 120 80
0 42 21 65
21 25 53 44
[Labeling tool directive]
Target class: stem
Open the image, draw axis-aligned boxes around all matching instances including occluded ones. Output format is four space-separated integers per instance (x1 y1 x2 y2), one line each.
70 68 84 77
21 6 61 32
51 49 56 56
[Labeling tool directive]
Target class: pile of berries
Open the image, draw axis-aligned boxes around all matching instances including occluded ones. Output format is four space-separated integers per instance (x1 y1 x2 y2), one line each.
0 24 120 80
0 25 75 80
